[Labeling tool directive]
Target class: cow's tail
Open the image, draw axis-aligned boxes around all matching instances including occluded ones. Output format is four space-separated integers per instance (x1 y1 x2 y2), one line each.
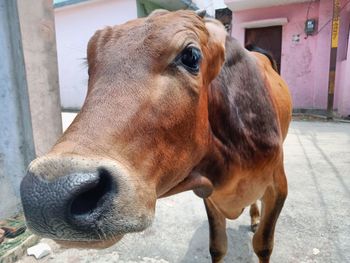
245 44 278 72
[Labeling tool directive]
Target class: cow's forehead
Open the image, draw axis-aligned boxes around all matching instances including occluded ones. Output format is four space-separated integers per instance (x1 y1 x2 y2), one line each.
86 11 210 76
100 11 208 52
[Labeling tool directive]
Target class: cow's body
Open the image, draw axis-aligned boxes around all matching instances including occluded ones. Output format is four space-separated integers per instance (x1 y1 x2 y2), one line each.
204 40 291 262
190 38 291 262
20 11 292 263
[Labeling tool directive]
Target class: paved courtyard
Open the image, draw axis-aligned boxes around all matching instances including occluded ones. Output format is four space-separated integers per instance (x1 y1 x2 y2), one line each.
19 117 350 263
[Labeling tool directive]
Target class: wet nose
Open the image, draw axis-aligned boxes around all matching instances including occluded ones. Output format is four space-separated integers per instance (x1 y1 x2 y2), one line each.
20 168 117 240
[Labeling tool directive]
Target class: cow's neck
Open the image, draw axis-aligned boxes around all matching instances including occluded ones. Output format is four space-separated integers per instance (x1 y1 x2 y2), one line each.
197 37 280 182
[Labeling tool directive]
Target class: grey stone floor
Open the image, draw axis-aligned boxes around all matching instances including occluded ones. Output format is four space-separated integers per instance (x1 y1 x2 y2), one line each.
18 119 350 263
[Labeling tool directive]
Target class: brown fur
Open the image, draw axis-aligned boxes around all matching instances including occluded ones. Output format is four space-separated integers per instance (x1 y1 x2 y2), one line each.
23 10 292 263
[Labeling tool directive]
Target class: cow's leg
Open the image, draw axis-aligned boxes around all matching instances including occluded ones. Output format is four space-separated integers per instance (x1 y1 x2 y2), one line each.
252 164 287 263
250 202 260 233
204 198 227 263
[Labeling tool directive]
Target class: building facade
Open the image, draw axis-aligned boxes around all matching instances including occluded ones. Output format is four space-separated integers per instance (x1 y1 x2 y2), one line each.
225 0 350 117
54 0 350 116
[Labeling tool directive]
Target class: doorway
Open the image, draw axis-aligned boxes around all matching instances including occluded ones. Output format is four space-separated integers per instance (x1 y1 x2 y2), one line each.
245 26 283 73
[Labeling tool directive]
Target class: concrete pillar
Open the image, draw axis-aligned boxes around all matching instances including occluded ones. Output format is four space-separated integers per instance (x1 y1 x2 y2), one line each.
17 0 62 156
0 0 36 219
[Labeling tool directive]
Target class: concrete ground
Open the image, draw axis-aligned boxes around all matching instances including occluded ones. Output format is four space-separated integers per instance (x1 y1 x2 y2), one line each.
18 115 350 263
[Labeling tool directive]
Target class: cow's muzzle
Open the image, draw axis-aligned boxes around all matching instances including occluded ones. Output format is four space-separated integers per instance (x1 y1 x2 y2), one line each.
20 157 155 243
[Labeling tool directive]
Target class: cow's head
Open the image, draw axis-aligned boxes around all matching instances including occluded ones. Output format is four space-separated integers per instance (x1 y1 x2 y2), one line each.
20 10 226 248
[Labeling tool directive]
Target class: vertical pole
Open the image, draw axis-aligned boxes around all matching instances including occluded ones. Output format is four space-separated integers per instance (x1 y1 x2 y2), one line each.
327 0 341 119
17 0 63 156
0 0 36 219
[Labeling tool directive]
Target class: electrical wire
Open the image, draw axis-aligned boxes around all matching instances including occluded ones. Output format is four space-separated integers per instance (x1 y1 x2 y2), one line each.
306 0 314 20
315 0 350 35
300 0 350 39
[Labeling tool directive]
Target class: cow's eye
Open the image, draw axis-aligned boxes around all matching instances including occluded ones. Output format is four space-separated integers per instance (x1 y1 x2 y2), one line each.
178 46 202 74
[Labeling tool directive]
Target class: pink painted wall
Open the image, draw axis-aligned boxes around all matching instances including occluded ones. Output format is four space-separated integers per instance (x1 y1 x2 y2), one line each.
54 0 137 109
229 0 350 116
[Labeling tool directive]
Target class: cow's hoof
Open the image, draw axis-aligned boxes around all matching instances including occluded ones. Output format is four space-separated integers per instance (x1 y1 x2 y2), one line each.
251 223 259 233
212 258 224 263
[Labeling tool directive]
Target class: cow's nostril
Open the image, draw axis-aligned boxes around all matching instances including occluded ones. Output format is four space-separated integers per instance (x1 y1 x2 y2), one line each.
70 168 115 217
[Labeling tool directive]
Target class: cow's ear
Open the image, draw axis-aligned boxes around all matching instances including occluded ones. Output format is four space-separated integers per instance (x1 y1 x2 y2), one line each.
148 9 169 18
204 19 226 83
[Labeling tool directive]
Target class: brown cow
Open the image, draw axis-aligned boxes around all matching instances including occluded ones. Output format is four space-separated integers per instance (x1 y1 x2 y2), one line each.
20 10 292 263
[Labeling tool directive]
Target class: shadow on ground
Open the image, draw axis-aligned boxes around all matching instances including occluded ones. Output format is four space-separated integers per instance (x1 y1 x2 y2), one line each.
181 222 256 263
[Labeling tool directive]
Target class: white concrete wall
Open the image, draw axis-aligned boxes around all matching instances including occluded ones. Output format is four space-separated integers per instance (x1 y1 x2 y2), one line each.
55 0 137 109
